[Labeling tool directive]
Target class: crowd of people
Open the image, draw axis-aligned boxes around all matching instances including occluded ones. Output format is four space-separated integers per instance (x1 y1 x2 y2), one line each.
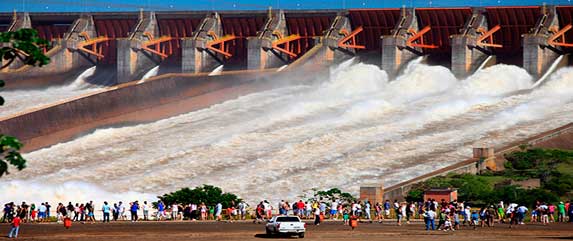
2 197 573 238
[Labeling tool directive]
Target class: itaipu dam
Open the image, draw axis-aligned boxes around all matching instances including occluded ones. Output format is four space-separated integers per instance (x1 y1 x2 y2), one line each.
0 5 573 204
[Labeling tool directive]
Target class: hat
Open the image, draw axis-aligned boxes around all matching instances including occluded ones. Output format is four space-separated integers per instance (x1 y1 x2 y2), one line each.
560 201 564 204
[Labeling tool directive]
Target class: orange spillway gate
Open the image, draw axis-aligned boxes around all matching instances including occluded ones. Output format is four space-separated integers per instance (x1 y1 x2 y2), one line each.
406 26 438 49
271 31 301 58
205 31 236 58
548 24 573 48
141 32 174 59
338 26 366 49
76 32 110 59
477 25 503 48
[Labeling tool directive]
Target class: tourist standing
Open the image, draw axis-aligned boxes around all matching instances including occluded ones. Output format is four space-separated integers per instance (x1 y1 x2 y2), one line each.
102 201 111 223
314 207 321 225
131 201 139 222
425 209 436 230
215 203 223 221
156 201 165 221
558 202 566 222
142 201 149 221
7 215 21 238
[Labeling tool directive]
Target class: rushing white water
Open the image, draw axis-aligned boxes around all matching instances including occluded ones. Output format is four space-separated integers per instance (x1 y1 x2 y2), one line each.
208 65 224 76
137 66 160 84
2 62 573 207
0 66 102 118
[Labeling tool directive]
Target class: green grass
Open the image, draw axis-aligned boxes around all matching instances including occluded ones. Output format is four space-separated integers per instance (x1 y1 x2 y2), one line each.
556 162 573 176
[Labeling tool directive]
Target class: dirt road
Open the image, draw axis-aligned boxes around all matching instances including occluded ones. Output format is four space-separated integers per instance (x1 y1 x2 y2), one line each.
1 220 571 240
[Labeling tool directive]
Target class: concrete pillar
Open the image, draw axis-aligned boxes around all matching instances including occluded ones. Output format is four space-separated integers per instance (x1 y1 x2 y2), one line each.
322 13 357 62
451 8 497 79
3 15 96 74
182 12 224 73
7 11 31 31
360 185 384 204
523 6 567 80
473 147 496 172
381 8 422 80
247 10 288 70
116 11 161 83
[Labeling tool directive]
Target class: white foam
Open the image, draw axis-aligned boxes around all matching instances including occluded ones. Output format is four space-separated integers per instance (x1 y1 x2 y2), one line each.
137 65 160 84
0 66 101 118
2 62 572 207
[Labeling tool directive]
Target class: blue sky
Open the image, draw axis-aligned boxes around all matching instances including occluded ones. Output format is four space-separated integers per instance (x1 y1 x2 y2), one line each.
0 0 571 12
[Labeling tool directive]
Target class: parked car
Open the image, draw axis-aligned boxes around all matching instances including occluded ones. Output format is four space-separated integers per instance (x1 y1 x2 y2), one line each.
265 215 306 238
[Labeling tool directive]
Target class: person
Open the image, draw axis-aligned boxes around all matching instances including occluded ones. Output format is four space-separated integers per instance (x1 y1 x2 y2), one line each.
102 201 111 223
425 209 436 230
38 203 46 223
364 201 371 221
314 207 321 225
383 200 391 219
330 200 338 220
30 204 36 222
67 202 74 219
113 203 119 221
343 209 350 225
209 205 214 220
118 201 127 220
142 201 149 221
171 203 178 221
215 203 222 221
8 215 20 238
131 201 139 222
558 202 566 223
45 202 51 219
443 215 454 232
470 211 479 230
568 201 573 223
157 201 165 221
73 204 80 222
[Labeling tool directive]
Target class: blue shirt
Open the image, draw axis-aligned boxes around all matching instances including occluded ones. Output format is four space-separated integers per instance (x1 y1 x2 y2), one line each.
102 204 111 213
158 203 164 211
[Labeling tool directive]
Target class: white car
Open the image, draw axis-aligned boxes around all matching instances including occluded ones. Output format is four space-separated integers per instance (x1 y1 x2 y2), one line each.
265 215 306 238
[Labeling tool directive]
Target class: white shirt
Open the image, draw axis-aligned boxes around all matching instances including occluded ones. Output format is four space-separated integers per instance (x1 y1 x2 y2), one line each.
331 202 338 210
306 203 312 211
172 205 178 212
39 205 47 212
142 204 149 211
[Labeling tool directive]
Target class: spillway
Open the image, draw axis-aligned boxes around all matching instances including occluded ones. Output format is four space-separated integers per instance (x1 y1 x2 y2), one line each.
1 61 572 206
0 67 104 119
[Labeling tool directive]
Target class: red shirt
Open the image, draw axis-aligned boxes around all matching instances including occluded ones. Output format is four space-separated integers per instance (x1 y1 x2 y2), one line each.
12 217 20 227
297 202 304 209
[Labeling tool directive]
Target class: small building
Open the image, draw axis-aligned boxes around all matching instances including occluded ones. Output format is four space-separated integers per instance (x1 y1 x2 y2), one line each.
424 188 458 202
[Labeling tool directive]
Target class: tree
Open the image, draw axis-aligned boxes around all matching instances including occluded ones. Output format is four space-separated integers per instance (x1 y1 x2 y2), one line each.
157 185 242 208
314 188 356 203
0 28 50 177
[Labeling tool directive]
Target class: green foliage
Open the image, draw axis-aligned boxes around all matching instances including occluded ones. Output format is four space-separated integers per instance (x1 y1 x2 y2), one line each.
314 188 356 202
0 29 51 177
0 28 50 69
0 135 26 177
157 185 242 208
406 189 423 202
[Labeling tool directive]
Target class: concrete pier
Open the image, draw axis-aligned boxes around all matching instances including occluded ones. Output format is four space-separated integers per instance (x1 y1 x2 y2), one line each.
381 8 422 80
523 6 568 80
182 12 224 73
321 13 359 62
116 11 161 83
247 10 288 70
451 8 498 79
